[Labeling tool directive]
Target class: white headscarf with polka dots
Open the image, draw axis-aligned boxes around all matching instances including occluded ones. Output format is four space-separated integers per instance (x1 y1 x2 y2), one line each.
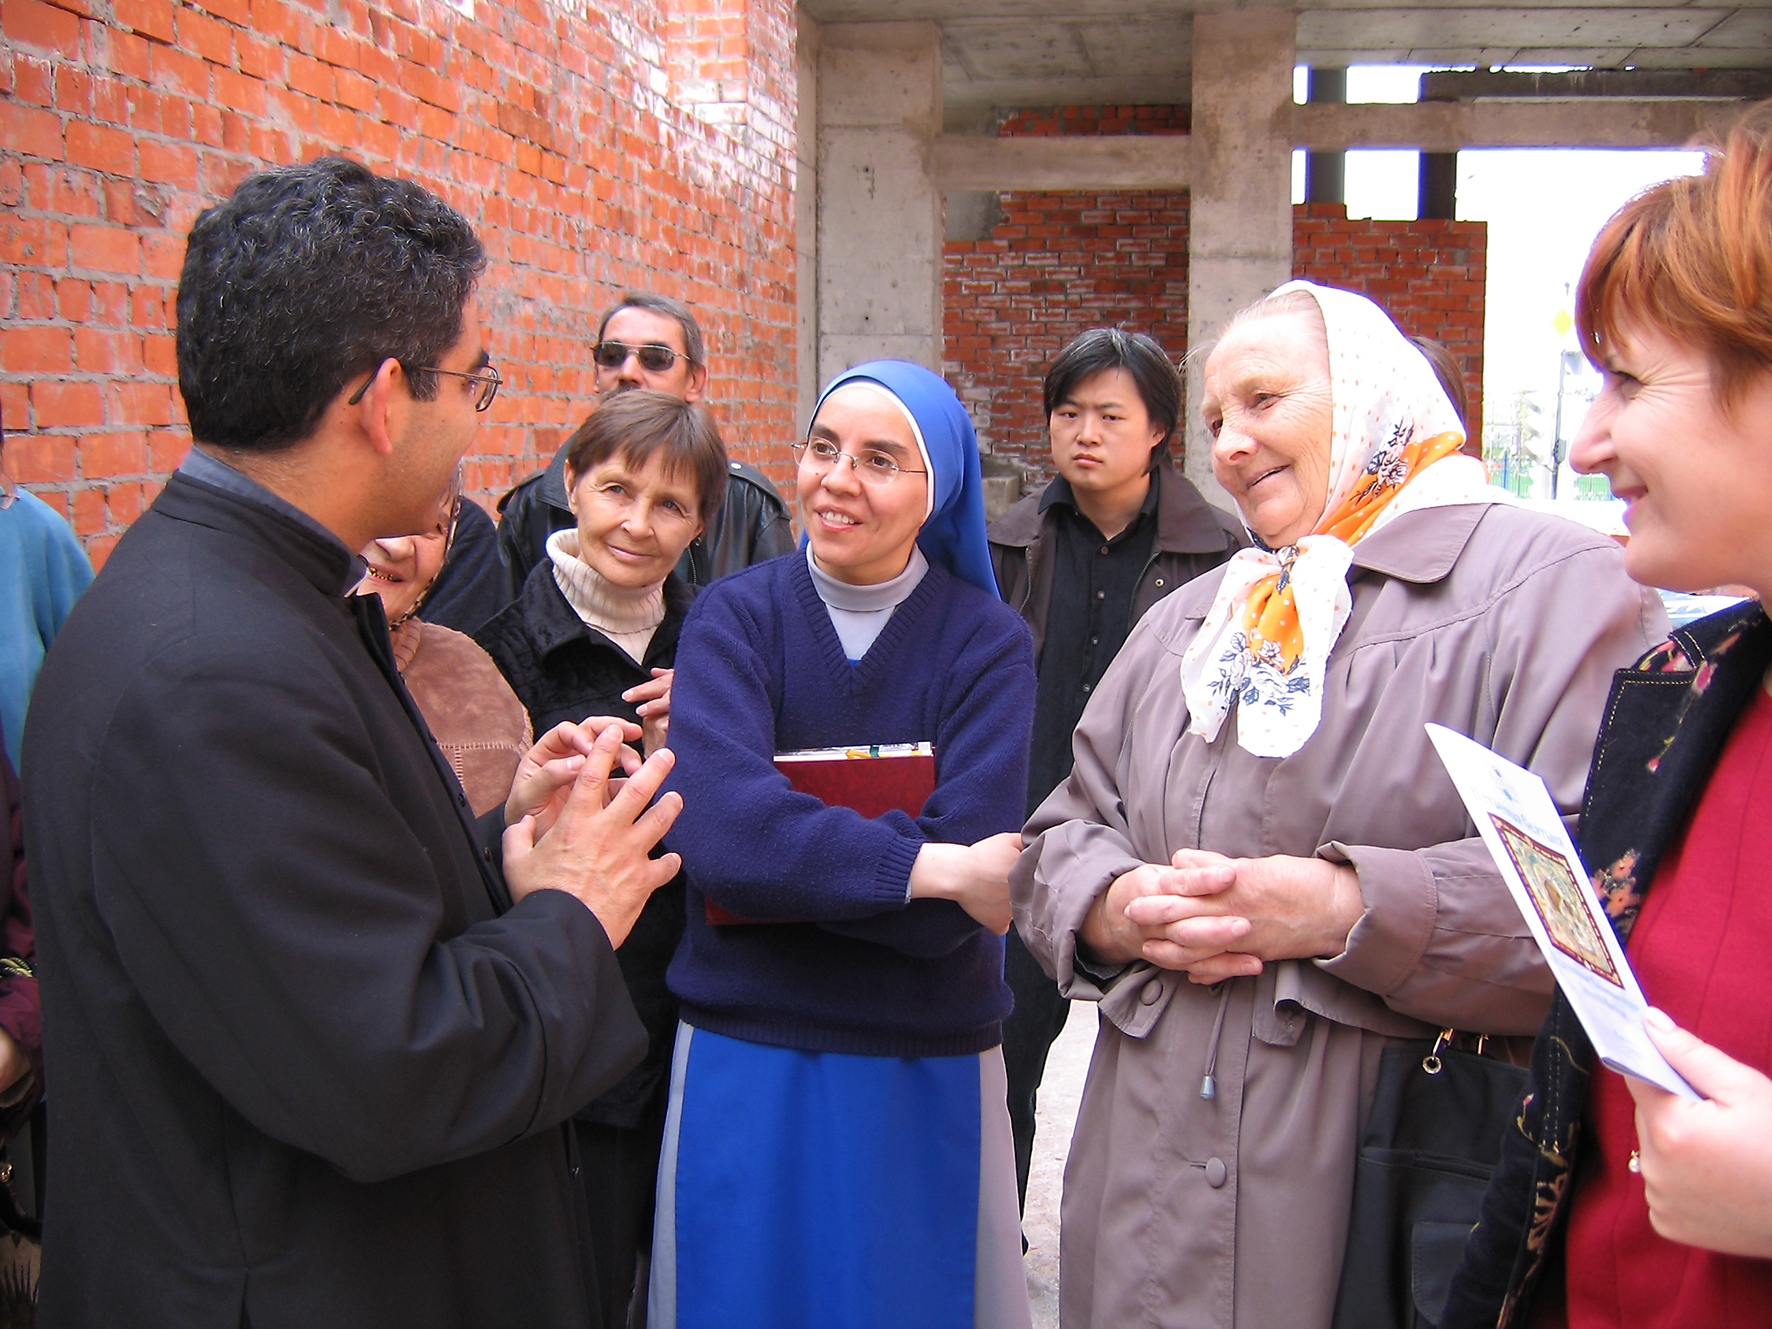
1180 280 1501 758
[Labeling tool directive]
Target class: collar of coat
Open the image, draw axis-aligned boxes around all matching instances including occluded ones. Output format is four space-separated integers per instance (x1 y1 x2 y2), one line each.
157 469 363 599
1342 500 1493 583
1576 595 1772 943
517 558 694 668
989 464 1237 556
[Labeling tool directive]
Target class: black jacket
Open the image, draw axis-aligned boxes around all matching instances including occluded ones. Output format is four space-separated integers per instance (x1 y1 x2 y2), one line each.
22 472 647 1329
417 497 508 635
987 464 1246 663
495 445 792 604
1444 599 1772 1328
477 565 695 1131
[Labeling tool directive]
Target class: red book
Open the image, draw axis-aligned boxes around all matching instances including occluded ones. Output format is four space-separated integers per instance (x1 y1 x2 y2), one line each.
704 744 936 926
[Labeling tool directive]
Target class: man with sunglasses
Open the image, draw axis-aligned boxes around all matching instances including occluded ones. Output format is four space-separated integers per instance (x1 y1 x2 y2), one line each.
494 292 791 602
22 157 679 1329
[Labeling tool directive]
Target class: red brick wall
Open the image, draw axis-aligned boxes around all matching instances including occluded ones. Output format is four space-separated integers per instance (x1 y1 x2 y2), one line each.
1293 201 1485 441
942 109 1487 487
945 187 1190 478
1 0 798 564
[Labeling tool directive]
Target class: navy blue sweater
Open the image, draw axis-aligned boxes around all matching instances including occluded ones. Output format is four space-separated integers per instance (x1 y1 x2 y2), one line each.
663 553 1035 1057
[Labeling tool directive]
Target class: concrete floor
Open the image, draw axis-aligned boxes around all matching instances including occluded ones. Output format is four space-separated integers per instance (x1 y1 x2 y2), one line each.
1021 999 1097 1329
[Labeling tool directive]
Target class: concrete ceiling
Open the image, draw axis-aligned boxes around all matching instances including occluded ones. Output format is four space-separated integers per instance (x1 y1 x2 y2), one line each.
797 3 1772 112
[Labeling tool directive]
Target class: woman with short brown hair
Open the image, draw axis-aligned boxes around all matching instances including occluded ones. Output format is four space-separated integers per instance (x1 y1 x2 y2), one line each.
476 388 729 1326
1447 102 1772 1328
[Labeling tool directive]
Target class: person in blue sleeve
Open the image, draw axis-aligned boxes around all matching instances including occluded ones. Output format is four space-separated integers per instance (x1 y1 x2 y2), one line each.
650 361 1037 1329
0 430 93 770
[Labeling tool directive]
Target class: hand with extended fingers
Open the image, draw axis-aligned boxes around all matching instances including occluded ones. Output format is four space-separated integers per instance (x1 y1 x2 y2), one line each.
505 717 644 836
502 721 682 947
1080 847 1364 984
623 668 675 757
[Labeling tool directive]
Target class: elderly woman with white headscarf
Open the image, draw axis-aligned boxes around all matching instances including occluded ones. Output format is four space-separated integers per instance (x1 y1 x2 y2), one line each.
1013 282 1667 1329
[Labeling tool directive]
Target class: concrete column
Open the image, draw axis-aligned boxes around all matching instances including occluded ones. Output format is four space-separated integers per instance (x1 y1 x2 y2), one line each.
1417 72 1458 221
1304 67 1346 204
1418 152 1458 219
1184 9 1296 508
813 21 944 387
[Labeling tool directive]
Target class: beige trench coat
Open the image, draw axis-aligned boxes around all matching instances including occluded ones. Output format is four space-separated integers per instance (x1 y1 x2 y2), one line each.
1012 503 1667 1329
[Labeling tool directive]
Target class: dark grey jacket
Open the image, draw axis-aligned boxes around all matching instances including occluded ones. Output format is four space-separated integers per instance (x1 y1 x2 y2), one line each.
24 472 646 1329
986 465 1246 662
495 445 791 604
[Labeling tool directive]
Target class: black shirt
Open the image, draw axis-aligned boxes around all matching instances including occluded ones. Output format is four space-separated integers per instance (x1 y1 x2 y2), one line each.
1026 474 1160 814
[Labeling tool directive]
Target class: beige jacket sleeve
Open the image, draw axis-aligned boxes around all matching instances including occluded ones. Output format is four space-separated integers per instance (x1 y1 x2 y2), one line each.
1318 538 1665 1031
1012 508 1667 1036
1011 612 1180 1005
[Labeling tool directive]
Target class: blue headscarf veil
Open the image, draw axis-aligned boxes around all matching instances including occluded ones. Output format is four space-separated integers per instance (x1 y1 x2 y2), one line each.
806 360 1000 599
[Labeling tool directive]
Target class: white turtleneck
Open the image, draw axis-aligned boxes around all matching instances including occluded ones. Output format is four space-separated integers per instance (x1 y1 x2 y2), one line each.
547 529 666 665
806 543 929 661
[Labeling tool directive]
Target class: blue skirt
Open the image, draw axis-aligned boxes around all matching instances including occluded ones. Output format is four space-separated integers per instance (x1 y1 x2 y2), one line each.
649 1024 1029 1329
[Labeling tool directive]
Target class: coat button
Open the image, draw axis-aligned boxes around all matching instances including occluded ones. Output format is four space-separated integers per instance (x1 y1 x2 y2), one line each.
1139 978 1163 1006
1205 1157 1228 1188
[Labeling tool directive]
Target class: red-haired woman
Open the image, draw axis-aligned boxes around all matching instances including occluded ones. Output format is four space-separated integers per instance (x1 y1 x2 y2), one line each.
1448 103 1772 1328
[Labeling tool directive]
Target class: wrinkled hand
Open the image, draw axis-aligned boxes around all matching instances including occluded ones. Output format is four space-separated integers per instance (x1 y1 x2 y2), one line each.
505 718 643 834
1083 849 1362 984
907 831 1024 934
623 668 674 756
502 725 682 947
1122 850 1362 983
1081 849 1252 975
1624 1008 1772 1258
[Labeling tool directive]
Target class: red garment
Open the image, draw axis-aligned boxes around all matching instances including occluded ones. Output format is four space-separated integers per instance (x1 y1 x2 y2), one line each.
1557 683 1772 1327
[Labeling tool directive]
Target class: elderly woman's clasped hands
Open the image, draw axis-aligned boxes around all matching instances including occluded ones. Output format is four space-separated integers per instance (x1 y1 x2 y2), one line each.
1086 848 1362 982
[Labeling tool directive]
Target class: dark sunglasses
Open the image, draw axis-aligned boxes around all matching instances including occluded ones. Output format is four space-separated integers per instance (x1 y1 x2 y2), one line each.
593 341 690 373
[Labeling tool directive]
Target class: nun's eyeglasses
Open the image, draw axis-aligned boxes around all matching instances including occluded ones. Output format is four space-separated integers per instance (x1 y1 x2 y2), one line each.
793 438 927 486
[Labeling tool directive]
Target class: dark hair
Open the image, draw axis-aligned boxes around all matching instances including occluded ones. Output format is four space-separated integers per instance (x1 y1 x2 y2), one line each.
596 291 706 367
563 390 728 525
1043 327 1183 452
176 156 486 452
1579 101 1772 408
1408 331 1472 425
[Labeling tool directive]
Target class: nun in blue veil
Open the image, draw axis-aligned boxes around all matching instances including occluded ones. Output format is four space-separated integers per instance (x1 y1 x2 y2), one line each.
649 361 1037 1328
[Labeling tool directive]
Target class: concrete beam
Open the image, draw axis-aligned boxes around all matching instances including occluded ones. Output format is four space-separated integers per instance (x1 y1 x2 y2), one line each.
1293 99 1750 151
931 134 1190 191
1419 68 1772 103
922 96 1748 198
